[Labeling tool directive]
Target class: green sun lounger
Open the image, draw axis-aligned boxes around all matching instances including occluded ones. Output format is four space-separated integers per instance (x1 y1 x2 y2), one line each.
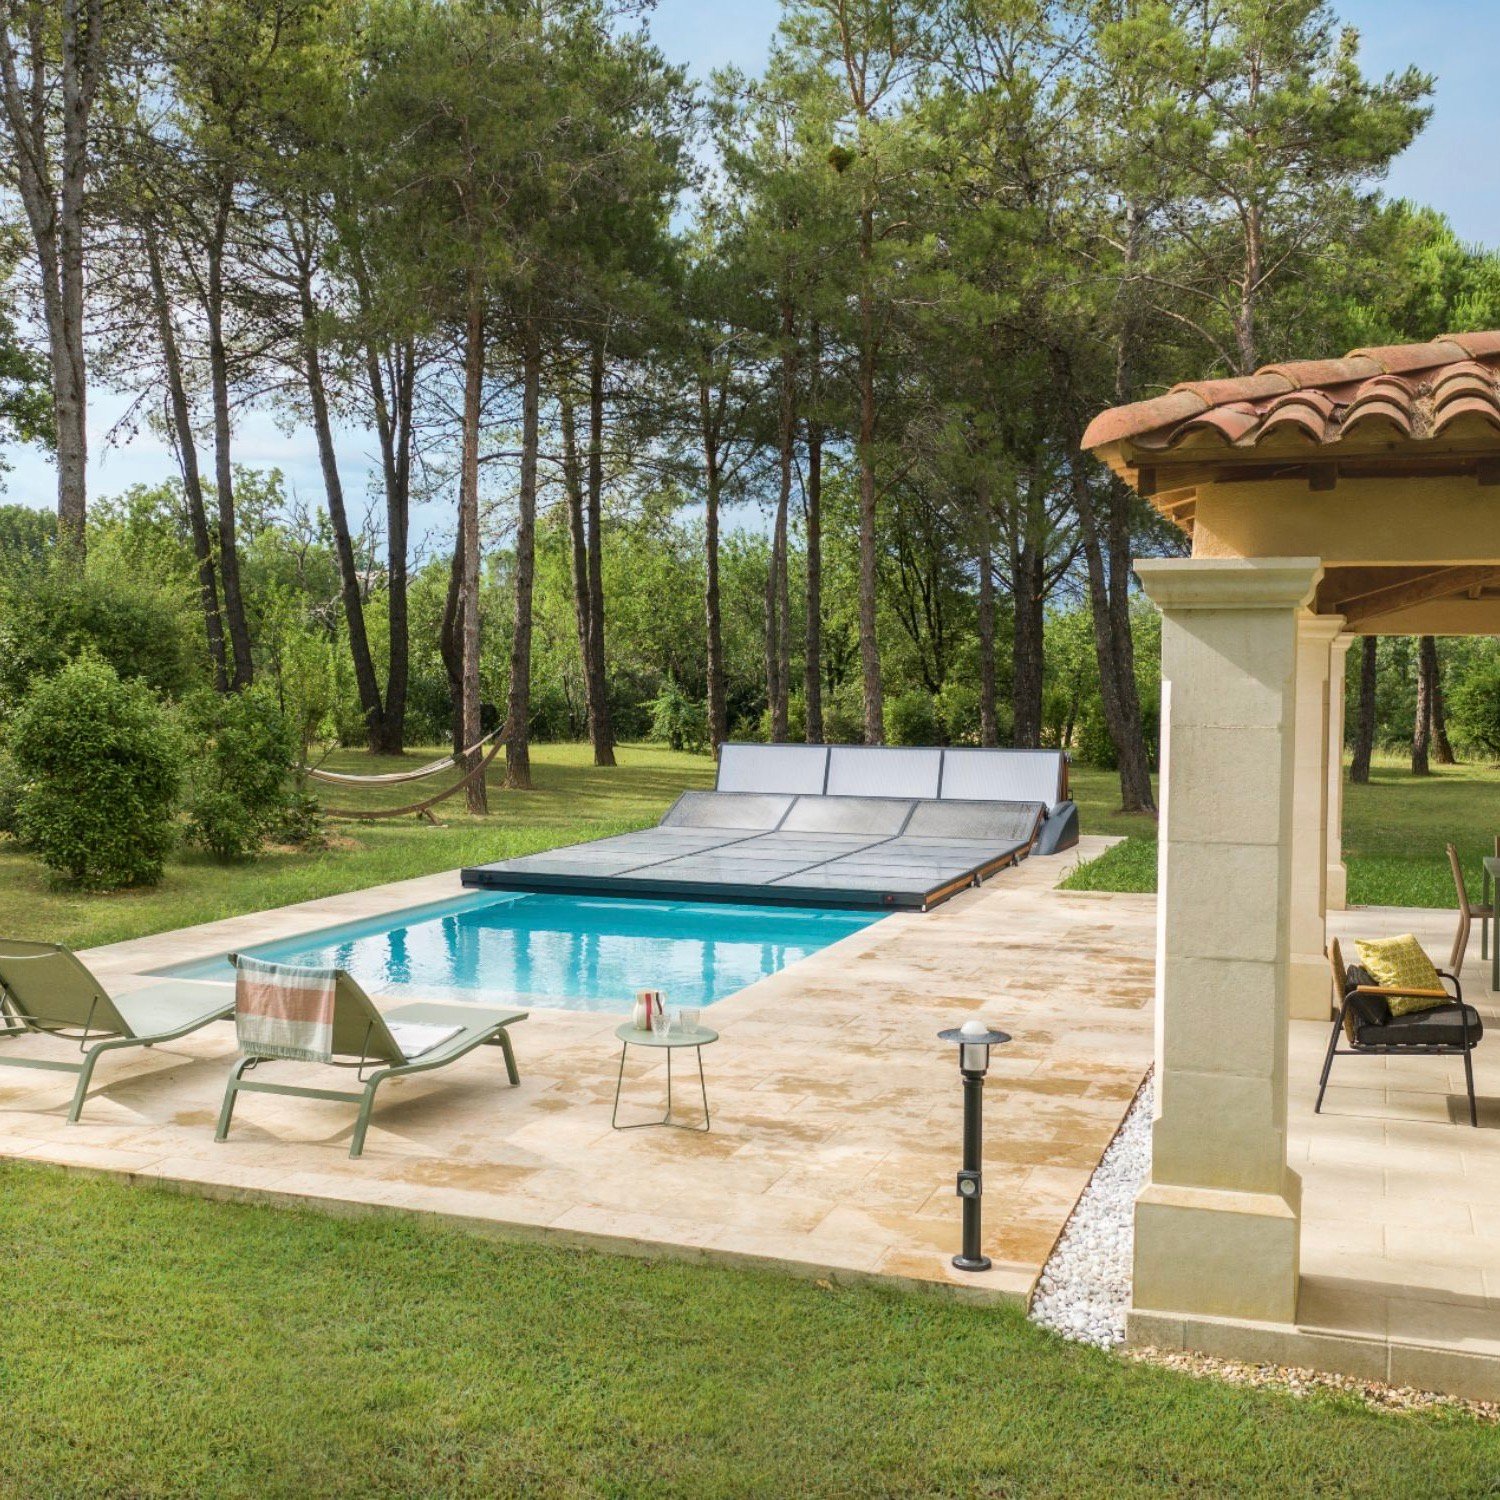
215 960 526 1158
0 938 235 1122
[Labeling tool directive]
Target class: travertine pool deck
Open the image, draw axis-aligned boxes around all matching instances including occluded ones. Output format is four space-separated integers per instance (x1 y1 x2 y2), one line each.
0 836 1154 1302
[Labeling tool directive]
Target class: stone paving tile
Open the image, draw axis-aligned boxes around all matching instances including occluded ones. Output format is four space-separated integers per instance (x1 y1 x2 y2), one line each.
0 836 1155 1301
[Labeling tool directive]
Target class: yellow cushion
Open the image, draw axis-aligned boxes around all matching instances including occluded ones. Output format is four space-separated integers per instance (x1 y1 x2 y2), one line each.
1353 935 1447 1017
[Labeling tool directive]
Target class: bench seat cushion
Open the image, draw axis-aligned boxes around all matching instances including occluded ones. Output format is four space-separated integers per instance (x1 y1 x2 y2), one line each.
1354 1002 1483 1050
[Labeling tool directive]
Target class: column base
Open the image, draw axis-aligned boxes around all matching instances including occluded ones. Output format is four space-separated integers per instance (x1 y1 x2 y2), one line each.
1133 1171 1302 1325
1288 952 1333 1020
1326 862 1347 912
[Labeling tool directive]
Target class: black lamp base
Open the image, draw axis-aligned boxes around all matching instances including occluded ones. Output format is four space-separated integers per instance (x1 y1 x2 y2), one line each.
951 1253 992 1273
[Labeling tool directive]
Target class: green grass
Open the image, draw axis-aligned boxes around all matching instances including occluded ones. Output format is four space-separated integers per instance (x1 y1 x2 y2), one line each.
0 741 715 950
1063 755 1500 906
2 1161 1495 1498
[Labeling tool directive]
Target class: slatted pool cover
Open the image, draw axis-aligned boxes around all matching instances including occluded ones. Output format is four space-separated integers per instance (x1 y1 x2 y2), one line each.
462 774 1050 912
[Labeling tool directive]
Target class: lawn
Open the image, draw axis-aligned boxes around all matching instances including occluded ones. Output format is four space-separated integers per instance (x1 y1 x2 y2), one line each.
0 741 715 951
1064 755 1500 907
2 1161 1495 1498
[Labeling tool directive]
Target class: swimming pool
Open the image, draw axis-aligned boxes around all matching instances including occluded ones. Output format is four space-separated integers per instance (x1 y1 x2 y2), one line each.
156 891 882 1013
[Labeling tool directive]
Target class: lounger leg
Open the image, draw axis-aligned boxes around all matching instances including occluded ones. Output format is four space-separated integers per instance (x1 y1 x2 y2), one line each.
1314 1015 1343 1115
1465 1046 1478 1128
494 1028 520 1086
66 1046 106 1124
349 1075 386 1159
215 1057 256 1142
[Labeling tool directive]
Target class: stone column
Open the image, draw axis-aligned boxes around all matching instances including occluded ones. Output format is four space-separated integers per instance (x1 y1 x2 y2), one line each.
1131 556 1321 1329
1325 634 1354 912
1288 614 1346 1021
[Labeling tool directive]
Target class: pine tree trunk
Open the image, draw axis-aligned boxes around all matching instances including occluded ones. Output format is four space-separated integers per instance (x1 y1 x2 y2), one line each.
771 301 795 741
855 205 883 745
976 486 998 748
0 2 101 558
365 336 413 754
299 251 384 751
205 196 253 688
560 385 594 743
505 332 540 791
458 277 487 814
440 532 465 754
143 215 227 690
1350 635 1377 784
1011 544 1045 749
803 329 824 745
584 344 615 766
1413 636 1434 777
1431 637 1456 764
700 375 726 755
1058 362 1155 813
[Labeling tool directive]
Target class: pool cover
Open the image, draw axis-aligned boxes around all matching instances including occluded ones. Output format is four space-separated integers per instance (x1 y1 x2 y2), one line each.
462 788 1045 911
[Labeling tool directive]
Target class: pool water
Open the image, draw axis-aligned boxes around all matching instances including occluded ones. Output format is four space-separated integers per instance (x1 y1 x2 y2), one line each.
157 891 882 1013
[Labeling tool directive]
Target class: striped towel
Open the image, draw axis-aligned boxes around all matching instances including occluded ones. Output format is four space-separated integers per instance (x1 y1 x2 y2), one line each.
235 955 337 1063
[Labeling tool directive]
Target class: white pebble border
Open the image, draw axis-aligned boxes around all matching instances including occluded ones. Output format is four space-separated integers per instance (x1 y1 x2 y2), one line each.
1027 1071 1153 1350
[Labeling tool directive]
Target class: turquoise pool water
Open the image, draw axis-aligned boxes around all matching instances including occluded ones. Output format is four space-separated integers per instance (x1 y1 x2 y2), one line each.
157 891 881 1013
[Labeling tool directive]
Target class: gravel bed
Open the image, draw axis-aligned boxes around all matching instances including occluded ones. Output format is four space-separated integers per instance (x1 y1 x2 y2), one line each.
1028 1072 1498 1420
1027 1071 1153 1349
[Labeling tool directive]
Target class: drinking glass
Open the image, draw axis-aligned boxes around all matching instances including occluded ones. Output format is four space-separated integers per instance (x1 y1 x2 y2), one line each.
677 1007 700 1035
651 1010 671 1039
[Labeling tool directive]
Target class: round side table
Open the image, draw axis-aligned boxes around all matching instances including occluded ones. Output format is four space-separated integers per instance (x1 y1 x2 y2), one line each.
611 1021 719 1132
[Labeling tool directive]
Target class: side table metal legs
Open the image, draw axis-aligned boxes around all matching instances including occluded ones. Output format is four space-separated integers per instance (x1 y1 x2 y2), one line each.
611 1042 711 1131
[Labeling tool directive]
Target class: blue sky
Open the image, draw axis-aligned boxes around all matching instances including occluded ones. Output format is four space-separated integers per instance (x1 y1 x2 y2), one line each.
6 0 1497 519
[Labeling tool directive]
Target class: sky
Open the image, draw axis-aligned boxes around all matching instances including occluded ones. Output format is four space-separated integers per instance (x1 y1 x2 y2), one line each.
5 0 1498 523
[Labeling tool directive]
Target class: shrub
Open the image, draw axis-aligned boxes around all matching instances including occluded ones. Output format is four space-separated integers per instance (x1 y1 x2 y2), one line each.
648 678 708 753
182 686 297 861
0 562 197 720
10 656 183 888
1449 658 1500 759
886 689 940 746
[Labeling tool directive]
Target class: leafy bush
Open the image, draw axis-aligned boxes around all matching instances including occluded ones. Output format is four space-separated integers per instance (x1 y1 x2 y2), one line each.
648 678 708 753
0 750 22 839
0 562 197 720
182 686 297 861
936 682 981 745
9 655 183 888
886 689 939 746
1449 657 1500 759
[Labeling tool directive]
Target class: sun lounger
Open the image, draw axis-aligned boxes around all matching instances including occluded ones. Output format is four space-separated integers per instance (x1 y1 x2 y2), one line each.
215 958 526 1158
0 938 234 1122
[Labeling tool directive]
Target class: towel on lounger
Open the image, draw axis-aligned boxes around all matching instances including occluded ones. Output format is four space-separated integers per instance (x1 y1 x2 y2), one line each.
235 955 337 1062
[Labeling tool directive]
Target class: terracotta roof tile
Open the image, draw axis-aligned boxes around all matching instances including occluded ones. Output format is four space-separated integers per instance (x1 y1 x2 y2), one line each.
1446 331 1500 360
1170 404 1263 445
1257 356 1382 388
1080 331 1500 455
1347 339 1469 373
1432 395 1500 437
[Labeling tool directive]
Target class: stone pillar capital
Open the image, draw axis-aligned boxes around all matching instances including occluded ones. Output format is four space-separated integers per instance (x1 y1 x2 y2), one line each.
1296 611 1347 643
1135 557 1323 612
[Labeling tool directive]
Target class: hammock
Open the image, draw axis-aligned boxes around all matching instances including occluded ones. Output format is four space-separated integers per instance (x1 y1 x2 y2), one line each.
316 734 506 823
304 726 503 787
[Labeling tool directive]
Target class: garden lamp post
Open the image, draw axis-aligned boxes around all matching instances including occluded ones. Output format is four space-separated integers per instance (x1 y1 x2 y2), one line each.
937 1018 1011 1272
